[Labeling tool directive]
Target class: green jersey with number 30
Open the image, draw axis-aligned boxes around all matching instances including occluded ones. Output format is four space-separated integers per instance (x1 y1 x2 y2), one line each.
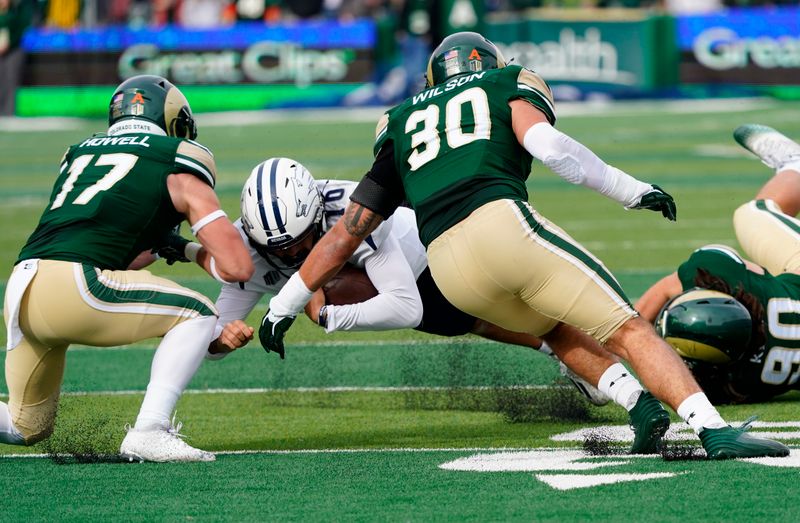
17 132 216 270
374 65 556 247
678 247 800 402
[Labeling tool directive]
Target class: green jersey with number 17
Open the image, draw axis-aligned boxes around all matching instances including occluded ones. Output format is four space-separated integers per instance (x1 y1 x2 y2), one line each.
17 133 216 270
374 64 556 247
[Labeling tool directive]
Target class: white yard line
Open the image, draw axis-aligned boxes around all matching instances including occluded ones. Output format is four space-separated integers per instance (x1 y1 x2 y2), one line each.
57 384 561 397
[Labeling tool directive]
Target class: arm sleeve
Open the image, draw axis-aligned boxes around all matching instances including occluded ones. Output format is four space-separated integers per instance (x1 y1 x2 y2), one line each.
521 123 651 208
324 233 423 332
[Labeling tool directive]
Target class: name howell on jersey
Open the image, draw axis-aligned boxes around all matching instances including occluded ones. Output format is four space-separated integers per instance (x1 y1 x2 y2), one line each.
78 135 153 148
411 72 486 105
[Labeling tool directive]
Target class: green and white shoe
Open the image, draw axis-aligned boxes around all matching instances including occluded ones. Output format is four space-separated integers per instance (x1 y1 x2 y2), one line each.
699 418 790 460
733 124 800 170
628 391 671 454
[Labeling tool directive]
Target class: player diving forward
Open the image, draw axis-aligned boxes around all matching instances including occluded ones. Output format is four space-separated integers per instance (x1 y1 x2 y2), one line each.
196 157 670 454
258 32 789 459
1 75 254 462
637 124 800 404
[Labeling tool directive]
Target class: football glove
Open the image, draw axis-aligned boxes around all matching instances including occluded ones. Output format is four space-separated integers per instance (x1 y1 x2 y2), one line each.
152 230 191 265
258 309 296 359
629 184 677 221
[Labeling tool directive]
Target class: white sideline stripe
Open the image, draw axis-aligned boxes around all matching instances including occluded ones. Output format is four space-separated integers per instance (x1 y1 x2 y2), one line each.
0 446 589 459
0 98 777 133
53 337 519 352
54 384 562 397
4 446 797 461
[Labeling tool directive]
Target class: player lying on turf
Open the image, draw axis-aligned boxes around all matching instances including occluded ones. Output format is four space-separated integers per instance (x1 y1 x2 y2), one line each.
0 75 254 462
177 156 668 454
636 124 800 404
257 32 789 459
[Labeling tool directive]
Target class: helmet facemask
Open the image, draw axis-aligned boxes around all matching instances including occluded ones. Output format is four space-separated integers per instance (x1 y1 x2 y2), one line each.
240 157 323 268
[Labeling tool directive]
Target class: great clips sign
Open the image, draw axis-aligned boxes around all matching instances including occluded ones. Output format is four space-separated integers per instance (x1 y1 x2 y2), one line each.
676 7 800 84
21 20 374 86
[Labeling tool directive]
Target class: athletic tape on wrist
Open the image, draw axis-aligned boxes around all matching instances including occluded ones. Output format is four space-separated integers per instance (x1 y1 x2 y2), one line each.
191 209 227 236
184 242 201 263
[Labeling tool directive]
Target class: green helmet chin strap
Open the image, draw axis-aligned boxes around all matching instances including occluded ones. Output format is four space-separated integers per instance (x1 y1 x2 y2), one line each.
656 288 753 364
426 32 507 88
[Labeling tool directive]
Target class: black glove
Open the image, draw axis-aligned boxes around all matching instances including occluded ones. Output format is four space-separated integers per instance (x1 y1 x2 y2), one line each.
258 309 296 359
631 184 677 221
152 231 191 265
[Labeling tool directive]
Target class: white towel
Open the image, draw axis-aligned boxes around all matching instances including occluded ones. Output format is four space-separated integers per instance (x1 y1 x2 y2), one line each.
5 259 38 351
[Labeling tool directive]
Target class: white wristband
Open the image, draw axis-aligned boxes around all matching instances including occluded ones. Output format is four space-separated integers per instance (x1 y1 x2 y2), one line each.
191 209 227 236
209 257 227 283
184 242 201 263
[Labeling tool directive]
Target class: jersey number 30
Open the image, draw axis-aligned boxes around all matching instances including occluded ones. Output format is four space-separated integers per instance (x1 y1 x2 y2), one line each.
405 87 491 171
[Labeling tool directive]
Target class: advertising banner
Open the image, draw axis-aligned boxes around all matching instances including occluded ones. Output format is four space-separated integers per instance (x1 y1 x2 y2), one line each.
21 20 376 87
676 7 800 84
485 14 676 93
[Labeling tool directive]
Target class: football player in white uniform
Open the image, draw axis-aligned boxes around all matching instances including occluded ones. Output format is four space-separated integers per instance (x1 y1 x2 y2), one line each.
198 157 672 454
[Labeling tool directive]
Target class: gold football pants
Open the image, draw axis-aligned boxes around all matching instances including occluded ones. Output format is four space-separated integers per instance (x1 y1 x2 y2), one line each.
3 259 216 443
427 199 636 343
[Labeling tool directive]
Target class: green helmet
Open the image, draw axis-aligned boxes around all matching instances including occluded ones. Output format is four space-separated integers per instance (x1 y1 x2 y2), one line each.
108 75 197 140
425 32 507 88
655 288 752 364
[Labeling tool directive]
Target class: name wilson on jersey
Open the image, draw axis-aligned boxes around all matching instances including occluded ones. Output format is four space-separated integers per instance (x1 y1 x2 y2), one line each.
412 72 486 105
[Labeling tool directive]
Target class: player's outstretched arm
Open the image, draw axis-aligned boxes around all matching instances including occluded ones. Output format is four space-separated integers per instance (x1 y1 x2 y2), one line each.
509 99 676 221
634 273 682 323
209 320 254 355
260 201 385 357
168 173 254 283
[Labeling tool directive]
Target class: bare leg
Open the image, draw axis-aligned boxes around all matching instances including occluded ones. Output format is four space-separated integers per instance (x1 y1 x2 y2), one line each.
471 319 618 386
755 169 800 216
603 317 701 411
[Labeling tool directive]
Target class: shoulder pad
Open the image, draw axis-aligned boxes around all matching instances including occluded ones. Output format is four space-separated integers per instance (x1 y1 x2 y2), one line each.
176 140 217 188
374 112 390 157
515 67 556 124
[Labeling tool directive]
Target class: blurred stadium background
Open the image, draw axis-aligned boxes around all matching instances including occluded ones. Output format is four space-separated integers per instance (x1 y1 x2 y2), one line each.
3 1 800 521
4 0 800 118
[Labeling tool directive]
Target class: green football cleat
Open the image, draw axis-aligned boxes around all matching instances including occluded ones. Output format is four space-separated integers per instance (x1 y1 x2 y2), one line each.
733 124 800 170
628 391 671 454
699 419 790 460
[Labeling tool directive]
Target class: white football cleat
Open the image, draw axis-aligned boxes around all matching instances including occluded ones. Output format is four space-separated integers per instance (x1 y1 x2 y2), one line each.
734 124 800 170
119 421 215 463
559 361 610 406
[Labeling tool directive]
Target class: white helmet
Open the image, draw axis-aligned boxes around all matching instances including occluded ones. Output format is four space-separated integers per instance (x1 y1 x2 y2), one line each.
240 157 323 265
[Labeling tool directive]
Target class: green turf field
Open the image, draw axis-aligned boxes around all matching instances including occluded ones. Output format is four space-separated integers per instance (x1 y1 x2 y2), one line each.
2 99 800 522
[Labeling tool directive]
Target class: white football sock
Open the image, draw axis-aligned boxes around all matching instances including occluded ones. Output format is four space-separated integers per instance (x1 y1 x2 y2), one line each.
597 363 644 411
677 392 727 434
134 315 216 431
0 401 25 445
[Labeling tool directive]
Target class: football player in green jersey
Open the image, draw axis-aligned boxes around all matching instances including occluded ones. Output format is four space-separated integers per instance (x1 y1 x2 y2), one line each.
638 124 800 405
259 32 789 459
1 75 253 461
